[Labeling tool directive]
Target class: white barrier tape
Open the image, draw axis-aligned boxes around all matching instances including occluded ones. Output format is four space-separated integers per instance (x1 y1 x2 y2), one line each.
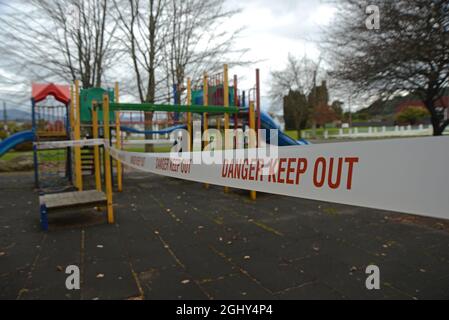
35 139 105 150
35 139 174 149
120 140 175 145
107 136 449 220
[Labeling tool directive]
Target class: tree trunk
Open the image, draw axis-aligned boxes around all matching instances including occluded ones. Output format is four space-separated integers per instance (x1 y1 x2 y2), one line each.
144 0 157 153
144 112 154 152
425 99 444 136
431 118 443 136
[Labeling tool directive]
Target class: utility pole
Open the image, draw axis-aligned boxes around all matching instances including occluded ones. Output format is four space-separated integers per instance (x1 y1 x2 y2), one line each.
348 95 352 127
2 101 8 135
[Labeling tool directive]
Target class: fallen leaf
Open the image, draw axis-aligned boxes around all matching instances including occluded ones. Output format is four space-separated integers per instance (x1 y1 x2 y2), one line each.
96 273 105 279
56 265 63 272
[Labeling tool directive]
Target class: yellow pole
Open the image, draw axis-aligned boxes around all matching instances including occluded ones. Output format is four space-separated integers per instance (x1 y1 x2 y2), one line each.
187 78 192 152
74 80 83 191
92 103 102 192
103 94 114 224
70 85 75 138
114 82 123 192
249 101 257 201
203 72 209 189
223 64 230 193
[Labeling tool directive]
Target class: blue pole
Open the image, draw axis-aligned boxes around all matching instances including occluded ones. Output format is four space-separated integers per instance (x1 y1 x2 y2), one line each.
65 103 72 183
31 98 39 189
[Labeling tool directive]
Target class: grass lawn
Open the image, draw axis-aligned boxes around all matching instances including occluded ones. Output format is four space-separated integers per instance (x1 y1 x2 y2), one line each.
124 145 172 153
1 150 68 162
1 151 33 161
2 145 173 162
285 128 358 140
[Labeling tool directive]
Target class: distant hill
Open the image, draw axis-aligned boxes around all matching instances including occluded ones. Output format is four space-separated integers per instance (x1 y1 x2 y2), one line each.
357 88 449 119
0 109 31 121
357 93 421 118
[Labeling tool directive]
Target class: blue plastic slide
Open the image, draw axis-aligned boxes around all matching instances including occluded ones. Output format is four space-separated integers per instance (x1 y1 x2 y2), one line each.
120 112 309 147
0 130 34 158
259 111 310 146
120 124 187 135
238 109 309 146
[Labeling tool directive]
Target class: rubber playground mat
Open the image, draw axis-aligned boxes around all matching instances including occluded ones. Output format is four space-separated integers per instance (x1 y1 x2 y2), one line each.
0 171 448 300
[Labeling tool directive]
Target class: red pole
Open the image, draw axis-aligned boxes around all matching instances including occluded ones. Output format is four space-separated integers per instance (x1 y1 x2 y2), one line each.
233 74 239 148
256 69 261 146
233 74 239 126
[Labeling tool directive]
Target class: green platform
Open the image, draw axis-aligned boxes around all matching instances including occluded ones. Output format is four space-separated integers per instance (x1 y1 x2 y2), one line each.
80 87 115 123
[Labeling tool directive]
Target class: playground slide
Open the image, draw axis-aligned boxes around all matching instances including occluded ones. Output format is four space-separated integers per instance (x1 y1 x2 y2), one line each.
120 113 308 147
0 130 34 158
259 111 309 146
120 124 187 135
237 109 309 146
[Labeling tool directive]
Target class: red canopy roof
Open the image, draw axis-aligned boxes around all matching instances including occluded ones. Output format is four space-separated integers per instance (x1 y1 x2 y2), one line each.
32 83 70 104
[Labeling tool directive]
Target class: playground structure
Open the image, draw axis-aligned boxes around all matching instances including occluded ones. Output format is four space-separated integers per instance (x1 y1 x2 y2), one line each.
31 83 72 190
0 64 306 231
0 65 448 229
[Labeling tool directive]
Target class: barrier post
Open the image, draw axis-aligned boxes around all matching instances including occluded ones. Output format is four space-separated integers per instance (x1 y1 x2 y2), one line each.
114 82 123 192
223 64 230 193
233 74 239 132
69 85 76 187
203 72 209 189
103 94 114 224
256 69 261 146
74 80 83 191
187 78 192 152
92 102 102 192
249 101 257 201
69 85 75 137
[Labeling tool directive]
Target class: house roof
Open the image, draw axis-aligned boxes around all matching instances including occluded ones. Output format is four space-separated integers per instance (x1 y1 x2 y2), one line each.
32 83 70 104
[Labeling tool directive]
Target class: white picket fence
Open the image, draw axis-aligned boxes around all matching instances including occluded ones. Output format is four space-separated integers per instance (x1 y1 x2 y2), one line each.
303 124 449 139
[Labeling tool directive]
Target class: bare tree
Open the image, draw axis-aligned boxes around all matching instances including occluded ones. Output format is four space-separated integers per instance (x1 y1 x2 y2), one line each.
113 0 170 103
269 54 324 138
324 0 449 136
112 0 170 151
269 54 323 110
166 0 249 102
0 0 119 88
113 0 249 150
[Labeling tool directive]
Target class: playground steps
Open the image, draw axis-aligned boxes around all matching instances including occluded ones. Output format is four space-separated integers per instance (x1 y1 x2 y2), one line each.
39 190 107 231
81 147 95 175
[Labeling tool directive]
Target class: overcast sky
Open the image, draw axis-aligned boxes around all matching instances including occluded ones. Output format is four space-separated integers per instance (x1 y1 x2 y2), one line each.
0 0 337 112
224 0 336 109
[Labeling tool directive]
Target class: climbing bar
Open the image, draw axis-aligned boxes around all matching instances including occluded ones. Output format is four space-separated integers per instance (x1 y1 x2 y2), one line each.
106 103 239 114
